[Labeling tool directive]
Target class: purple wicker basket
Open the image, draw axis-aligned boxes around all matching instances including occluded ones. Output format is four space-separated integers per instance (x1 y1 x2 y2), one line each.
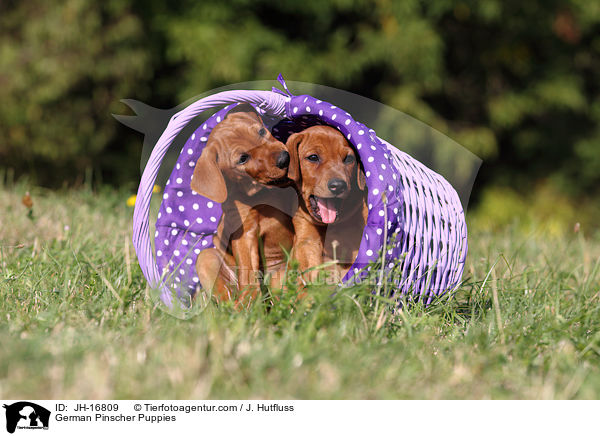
132 76 467 307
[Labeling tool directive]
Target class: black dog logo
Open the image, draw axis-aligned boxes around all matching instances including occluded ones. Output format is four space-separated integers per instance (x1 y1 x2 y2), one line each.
3 402 50 433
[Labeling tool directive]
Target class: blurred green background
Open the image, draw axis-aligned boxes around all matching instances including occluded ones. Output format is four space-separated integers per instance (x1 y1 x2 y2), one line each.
1 0 599 230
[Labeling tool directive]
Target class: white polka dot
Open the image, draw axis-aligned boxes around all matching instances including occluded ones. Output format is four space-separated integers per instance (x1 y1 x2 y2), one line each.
210 216 217 222
164 240 170 246
155 230 159 237
166 207 173 214
376 228 383 235
158 212 162 219
366 249 373 257
347 134 351 140
178 205 185 212
175 277 180 283
157 250 162 256
345 119 351 125
358 130 364 135
379 175 384 181
373 188 379 195
166 180 170 185
176 177 183 184
367 157 374 163
191 232 197 237
306 106 311 112
189 161 195 167
194 248 201 254
179 268 185 275
207 201 214 208
187 149 193 155
381 163 387 170
366 171 371 177
196 217 203 224
163 193 169 200
182 239 188 245
202 124 207 130
171 222 177 228
172 229 178 236
193 277 199 283
392 174 397 180
201 240 208 246
368 203 373 210
177 191 183 197
357 143 362 149
319 110 323 116
191 190 198 195
174 250 180 256
192 133 196 140
388 262 394 268
331 114 337 120
201 137 207 141
216 116 221 122
186 258 193 265
316 100 322 103
393 208 398 214
378 210 385 217
331 105 337 109
176 163 181 170
354 268 359 274
293 107 298 114
193 203 199 210
388 185 393 191
184 219 190 226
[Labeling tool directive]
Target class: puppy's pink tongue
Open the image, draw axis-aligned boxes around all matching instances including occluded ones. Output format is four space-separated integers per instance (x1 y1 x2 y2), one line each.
317 197 337 223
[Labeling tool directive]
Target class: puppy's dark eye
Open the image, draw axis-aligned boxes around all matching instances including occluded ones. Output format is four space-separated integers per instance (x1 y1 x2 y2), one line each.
258 127 266 137
306 154 320 163
344 154 355 164
237 153 250 165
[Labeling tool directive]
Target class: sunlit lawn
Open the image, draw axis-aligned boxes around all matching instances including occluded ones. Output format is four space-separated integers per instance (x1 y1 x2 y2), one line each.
1 181 599 399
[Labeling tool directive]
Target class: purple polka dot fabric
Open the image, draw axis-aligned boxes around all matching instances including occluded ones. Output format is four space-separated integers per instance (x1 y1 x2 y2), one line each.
154 105 233 297
154 95 405 298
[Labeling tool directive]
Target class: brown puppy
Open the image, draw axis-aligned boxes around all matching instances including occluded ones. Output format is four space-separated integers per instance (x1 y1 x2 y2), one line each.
191 105 295 307
286 125 368 283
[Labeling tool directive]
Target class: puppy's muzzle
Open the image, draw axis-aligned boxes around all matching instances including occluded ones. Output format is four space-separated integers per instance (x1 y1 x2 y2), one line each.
327 178 347 195
276 151 290 169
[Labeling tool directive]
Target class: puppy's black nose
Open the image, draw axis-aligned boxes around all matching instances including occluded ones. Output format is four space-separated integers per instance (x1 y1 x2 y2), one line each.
276 151 290 169
328 178 347 195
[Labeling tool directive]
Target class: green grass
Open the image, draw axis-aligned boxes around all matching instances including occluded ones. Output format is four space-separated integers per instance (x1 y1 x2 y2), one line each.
1 182 599 399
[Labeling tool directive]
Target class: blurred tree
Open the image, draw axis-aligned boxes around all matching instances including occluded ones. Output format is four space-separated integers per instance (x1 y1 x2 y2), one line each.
160 0 600 198
0 0 150 186
0 0 599 203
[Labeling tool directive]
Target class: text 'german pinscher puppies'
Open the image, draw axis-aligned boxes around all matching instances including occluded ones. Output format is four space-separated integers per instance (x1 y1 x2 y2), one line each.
286 125 368 282
190 104 295 307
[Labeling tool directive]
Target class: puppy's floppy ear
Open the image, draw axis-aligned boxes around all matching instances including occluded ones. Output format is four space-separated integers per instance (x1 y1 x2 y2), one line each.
285 132 304 183
355 161 366 191
190 146 227 203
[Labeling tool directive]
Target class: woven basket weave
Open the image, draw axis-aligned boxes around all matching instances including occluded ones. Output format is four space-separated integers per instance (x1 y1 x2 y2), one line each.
132 77 467 307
